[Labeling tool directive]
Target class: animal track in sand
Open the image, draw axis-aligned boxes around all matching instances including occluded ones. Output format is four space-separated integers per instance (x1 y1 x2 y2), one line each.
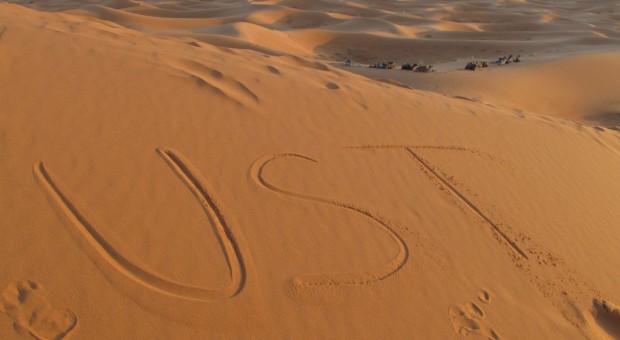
0 280 77 340
449 292 500 340
33 148 246 301
251 153 408 288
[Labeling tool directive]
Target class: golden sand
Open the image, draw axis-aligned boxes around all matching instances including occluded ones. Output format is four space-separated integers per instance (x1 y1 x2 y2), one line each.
1 1 619 339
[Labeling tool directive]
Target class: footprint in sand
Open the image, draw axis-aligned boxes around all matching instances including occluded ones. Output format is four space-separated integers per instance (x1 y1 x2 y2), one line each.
592 299 620 338
266 65 280 75
326 82 340 90
449 291 499 340
478 289 491 304
0 280 77 339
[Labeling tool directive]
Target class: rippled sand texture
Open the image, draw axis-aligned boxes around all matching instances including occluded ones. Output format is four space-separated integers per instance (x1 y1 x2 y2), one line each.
0 1 619 339
16 0 620 60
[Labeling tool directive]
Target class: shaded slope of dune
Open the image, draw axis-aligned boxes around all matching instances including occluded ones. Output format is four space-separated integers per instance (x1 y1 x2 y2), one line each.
345 52 620 127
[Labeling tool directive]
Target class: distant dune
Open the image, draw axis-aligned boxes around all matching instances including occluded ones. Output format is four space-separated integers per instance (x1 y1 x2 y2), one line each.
0 1 619 339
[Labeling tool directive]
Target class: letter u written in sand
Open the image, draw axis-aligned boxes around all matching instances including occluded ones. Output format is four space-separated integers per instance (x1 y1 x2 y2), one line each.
33 148 246 301
251 153 409 288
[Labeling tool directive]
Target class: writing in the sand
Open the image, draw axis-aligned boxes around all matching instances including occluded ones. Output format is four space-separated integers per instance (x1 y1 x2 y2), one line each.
34 145 525 302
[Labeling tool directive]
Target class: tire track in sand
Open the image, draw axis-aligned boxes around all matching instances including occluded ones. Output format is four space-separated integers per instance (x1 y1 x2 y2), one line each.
33 148 245 301
251 153 408 288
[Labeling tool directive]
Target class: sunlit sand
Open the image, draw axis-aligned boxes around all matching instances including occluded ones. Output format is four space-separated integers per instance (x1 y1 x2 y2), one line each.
1 1 619 339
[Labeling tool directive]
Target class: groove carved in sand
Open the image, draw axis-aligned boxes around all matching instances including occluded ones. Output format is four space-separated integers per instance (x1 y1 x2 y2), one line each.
33 148 246 301
352 144 527 260
404 147 529 260
251 153 409 287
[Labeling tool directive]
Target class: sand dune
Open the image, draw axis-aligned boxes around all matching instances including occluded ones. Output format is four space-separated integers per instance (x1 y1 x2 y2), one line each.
19 0 620 61
347 52 620 126
0 0 619 339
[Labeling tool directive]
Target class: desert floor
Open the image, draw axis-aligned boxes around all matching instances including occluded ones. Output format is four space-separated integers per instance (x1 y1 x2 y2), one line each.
1 1 620 339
